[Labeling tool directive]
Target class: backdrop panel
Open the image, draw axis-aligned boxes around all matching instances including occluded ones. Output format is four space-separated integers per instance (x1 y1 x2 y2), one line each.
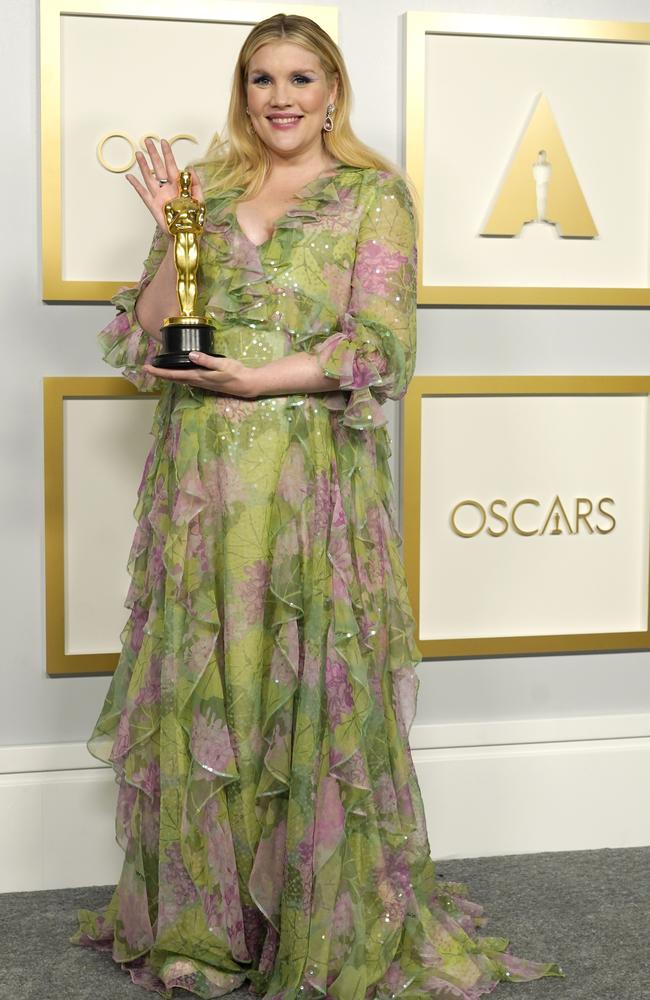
40 0 338 300
403 376 650 657
44 378 158 675
405 11 650 305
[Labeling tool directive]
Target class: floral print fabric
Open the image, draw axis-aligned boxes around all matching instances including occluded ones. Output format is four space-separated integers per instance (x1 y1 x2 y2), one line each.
71 165 561 998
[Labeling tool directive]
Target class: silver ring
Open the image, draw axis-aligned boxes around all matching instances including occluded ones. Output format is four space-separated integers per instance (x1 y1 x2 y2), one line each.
158 178 169 186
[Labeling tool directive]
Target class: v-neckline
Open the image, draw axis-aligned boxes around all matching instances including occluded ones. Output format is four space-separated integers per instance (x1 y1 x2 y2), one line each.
233 162 343 249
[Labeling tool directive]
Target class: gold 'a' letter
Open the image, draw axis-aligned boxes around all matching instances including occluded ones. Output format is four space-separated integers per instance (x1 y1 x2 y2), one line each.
480 93 597 239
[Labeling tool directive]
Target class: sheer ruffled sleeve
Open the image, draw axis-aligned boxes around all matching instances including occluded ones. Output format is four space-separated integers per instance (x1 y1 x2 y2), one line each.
312 170 417 429
98 225 169 391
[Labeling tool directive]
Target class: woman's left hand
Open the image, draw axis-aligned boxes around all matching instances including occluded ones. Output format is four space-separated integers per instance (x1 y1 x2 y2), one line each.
142 352 260 397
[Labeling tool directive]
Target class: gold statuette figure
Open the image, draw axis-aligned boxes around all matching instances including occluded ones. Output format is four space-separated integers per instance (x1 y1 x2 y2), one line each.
152 168 221 369
165 170 205 319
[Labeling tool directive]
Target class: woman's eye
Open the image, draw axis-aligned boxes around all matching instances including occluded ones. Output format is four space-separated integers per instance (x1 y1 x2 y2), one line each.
251 74 312 86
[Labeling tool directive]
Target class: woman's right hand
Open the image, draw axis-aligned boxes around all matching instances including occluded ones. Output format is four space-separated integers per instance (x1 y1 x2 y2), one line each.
125 137 204 231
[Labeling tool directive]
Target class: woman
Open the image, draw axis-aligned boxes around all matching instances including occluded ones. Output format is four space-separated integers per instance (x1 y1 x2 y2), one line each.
72 13 562 999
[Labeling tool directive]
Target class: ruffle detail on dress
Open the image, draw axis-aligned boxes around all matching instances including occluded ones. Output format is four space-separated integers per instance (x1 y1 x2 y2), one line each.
248 395 561 999
98 226 170 392
244 394 560 1000
199 169 365 377
308 316 404 429
77 389 259 995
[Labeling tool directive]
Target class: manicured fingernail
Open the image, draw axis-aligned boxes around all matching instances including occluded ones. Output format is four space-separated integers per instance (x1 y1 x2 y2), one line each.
188 351 199 358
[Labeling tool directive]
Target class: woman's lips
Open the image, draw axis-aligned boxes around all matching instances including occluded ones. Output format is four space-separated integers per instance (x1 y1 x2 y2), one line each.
266 115 303 130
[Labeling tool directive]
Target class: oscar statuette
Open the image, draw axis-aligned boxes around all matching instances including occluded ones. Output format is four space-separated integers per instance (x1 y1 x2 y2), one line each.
152 169 223 369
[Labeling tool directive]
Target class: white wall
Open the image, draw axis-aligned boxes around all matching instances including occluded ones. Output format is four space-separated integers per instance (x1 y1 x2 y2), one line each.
1 0 650 884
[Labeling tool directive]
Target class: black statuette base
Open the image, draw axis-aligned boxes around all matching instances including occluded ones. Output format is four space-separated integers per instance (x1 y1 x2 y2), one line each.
152 322 224 370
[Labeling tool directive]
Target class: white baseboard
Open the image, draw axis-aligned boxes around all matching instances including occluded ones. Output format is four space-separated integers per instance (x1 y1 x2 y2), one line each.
1 714 649 892
0 769 123 893
414 736 650 859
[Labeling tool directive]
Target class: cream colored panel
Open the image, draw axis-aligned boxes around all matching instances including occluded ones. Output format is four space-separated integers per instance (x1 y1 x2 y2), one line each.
63 397 158 654
419 395 650 639
42 772 122 889
422 33 650 287
61 15 249 281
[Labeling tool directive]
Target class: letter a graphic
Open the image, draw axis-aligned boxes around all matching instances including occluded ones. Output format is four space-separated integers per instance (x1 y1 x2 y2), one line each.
481 94 597 239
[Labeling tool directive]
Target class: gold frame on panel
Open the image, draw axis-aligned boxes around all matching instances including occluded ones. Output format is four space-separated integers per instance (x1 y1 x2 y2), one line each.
404 12 650 306
40 0 338 301
403 376 650 658
44 377 159 675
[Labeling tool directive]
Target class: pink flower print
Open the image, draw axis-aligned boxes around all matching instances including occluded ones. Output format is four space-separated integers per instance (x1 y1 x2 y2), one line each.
110 712 132 762
276 444 309 506
393 666 419 743
118 883 152 951
223 887 248 959
374 773 398 816
231 227 266 274
214 396 256 424
129 521 151 561
331 889 354 939
115 777 138 841
366 503 388 547
322 262 352 312
242 903 265 959
335 748 370 790
187 520 210 574
185 630 217 676
325 656 354 727
191 708 235 776
131 760 160 799
204 812 237 888
331 561 352 604
249 818 288 925
140 795 160 853
314 776 344 871
368 669 384 706
163 963 199 992
396 782 416 825
145 540 166 591
354 241 408 297
386 849 412 900
296 818 315 885
172 468 205 525
204 455 249 505
377 878 400 920
134 659 161 707
199 887 222 935
125 602 148 651
330 483 347 529
235 560 271 627
346 345 389 392
328 499 353 602
305 187 361 238
161 843 197 915
310 471 331 537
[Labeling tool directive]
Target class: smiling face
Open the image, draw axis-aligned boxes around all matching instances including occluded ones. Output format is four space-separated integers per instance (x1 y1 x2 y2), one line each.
245 41 338 163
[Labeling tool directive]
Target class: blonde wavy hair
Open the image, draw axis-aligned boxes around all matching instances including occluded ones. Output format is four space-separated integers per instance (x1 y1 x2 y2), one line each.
194 12 402 197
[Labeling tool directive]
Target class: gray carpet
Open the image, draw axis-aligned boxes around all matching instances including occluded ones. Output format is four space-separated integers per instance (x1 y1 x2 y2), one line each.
0 847 647 1000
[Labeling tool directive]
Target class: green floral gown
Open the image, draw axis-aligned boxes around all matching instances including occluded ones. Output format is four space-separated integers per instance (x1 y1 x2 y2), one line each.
72 165 562 998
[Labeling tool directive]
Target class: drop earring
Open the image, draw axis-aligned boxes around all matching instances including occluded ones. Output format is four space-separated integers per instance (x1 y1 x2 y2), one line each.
323 103 335 133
